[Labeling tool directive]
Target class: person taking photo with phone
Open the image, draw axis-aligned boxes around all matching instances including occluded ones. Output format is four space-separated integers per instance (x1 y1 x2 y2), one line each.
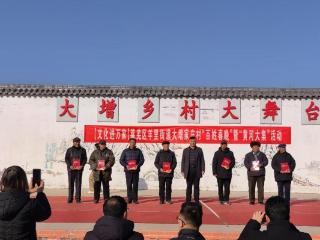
238 196 311 240
0 166 51 240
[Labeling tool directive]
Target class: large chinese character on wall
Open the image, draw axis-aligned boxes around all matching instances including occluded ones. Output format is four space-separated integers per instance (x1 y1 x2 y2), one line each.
56 98 79 122
219 99 241 124
97 98 119 122
137 97 160 123
178 98 200 124
301 99 320 125
260 99 282 124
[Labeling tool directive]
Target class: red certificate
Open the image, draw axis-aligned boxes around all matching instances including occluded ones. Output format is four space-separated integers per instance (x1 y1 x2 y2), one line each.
72 159 80 169
221 157 231 169
127 160 137 170
162 162 171 172
280 162 290 173
97 160 105 170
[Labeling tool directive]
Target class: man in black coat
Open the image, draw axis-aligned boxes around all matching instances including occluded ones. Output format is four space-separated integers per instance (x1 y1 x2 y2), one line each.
84 196 144 240
244 141 268 205
120 138 145 204
154 140 177 204
170 202 205 240
238 196 312 240
181 136 205 203
65 137 87 203
212 140 235 205
271 144 296 204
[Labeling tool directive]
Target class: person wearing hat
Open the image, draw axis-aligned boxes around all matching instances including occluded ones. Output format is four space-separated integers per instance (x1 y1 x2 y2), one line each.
154 141 177 204
244 141 269 205
181 136 205 203
120 138 145 204
271 144 296 203
65 137 87 203
88 143 101 194
212 140 235 205
89 140 115 203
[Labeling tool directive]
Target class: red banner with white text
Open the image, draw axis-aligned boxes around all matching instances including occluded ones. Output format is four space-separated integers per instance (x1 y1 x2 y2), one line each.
84 125 291 144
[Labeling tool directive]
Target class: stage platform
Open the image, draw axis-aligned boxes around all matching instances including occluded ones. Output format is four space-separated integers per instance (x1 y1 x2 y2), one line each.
36 189 320 239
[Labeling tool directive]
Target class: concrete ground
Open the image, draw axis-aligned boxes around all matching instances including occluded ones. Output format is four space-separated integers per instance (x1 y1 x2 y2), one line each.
38 189 320 235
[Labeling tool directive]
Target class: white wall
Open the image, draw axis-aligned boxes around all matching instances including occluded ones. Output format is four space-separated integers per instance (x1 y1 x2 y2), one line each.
0 97 319 193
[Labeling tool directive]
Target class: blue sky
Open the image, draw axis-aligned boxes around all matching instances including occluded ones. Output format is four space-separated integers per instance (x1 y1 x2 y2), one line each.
0 1 319 87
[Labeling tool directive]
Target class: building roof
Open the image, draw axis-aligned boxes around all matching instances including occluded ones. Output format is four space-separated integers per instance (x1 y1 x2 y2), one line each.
0 84 319 99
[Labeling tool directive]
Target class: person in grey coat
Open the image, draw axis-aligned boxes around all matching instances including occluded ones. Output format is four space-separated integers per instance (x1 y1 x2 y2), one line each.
181 136 205 202
244 141 268 205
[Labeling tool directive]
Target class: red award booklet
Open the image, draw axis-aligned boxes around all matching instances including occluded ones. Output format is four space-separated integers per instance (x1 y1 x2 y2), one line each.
127 160 137 170
221 157 231 169
72 159 81 169
97 160 105 170
162 162 171 172
280 162 290 173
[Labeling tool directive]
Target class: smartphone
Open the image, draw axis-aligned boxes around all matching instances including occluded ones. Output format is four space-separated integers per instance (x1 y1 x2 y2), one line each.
32 169 41 187
261 214 267 225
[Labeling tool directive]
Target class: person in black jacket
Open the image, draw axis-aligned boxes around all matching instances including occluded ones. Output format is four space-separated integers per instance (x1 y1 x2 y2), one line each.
244 141 268 205
181 136 205 203
271 144 296 204
120 138 145 204
65 137 87 203
212 140 235 205
238 196 312 240
0 166 51 240
84 196 144 240
170 202 205 240
154 141 177 204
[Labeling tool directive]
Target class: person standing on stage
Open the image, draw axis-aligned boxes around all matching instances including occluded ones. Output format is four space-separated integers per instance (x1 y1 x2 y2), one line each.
120 138 145 204
244 141 269 205
154 140 177 204
89 140 115 203
181 136 205 203
271 144 296 204
212 140 235 205
65 137 87 203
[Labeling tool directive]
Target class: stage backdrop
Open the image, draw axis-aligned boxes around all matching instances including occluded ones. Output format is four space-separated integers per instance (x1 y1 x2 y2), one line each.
0 89 319 194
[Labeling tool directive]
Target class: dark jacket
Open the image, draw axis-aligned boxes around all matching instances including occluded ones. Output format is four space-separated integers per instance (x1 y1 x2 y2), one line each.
0 191 51 240
212 147 235 179
271 151 296 182
181 146 205 179
65 146 87 170
84 216 144 240
170 229 206 240
238 219 312 240
154 149 177 177
89 148 115 181
120 147 145 172
244 151 268 177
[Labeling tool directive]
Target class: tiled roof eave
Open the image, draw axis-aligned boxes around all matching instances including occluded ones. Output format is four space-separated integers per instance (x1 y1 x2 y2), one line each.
0 84 319 99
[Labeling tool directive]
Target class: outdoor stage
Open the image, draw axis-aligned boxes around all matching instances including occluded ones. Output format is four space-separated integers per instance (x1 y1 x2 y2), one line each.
37 190 320 240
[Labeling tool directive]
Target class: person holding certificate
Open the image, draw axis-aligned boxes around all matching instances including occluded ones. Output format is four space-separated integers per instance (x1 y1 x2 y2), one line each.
212 140 235 205
120 138 145 204
271 144 296 204
154 141 177 204
65 137 87 203
89 140 115 203
244 141 269 205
